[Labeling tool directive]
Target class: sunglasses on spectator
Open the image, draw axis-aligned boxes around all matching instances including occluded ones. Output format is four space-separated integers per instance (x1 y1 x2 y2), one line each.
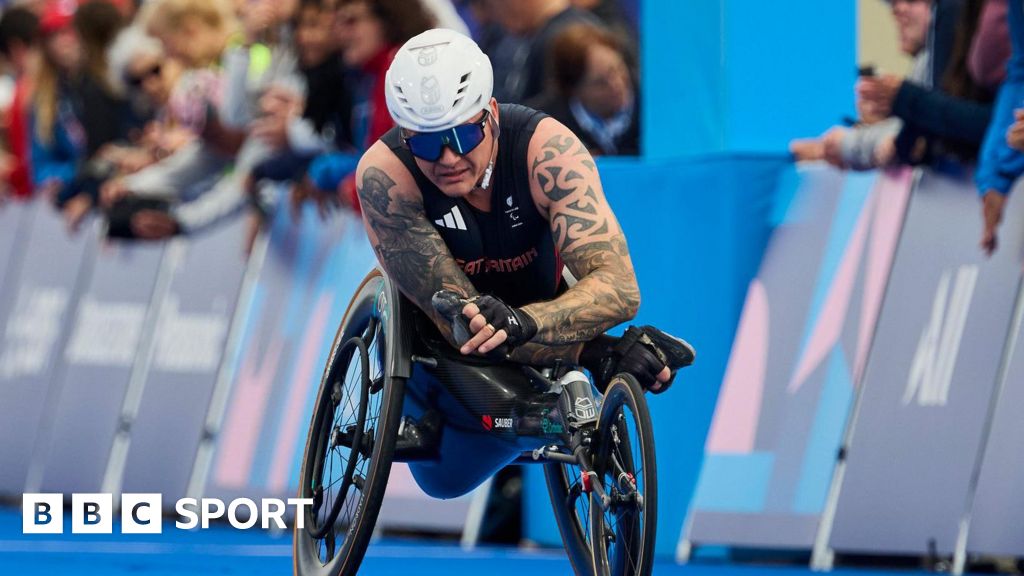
126 64 162 88
403 110 490 162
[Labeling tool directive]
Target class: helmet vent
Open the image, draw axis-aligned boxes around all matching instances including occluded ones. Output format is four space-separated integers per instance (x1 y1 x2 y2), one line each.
460 73 471 84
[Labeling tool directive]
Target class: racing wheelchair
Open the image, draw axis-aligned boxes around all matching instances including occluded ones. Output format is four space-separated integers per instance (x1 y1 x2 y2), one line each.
293 268 675 576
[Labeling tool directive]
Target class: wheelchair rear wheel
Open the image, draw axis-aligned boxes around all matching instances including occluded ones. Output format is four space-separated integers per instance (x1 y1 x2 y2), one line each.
294 269 405 576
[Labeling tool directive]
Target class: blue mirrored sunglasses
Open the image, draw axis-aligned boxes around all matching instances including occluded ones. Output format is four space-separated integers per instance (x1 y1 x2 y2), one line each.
403 111 490 162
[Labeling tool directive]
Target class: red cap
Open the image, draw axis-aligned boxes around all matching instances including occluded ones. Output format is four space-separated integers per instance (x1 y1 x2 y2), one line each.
39 0 78 35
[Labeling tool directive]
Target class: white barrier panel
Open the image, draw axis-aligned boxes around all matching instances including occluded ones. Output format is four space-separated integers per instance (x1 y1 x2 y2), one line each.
0 205 97 496
824 172 1024 557
34 239 166 495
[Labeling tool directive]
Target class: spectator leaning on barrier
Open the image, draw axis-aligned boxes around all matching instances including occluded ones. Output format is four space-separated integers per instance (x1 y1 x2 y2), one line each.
247 0 352 190
58 0 140 233
104 26 191 172
789 0 934 169
0 6 41 200
858 0 1003 169
976 0 1024 254
528 23 639 156
30 0 85 201
98 0 236 239
101 0 305 240
289 0 435 216
482 0 600 104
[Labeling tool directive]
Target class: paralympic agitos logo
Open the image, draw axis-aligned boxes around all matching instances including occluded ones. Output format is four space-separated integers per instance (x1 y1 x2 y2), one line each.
22 493 313 534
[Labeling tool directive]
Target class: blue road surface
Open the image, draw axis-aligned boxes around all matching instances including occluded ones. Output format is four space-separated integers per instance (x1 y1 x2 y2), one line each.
0 508 969 575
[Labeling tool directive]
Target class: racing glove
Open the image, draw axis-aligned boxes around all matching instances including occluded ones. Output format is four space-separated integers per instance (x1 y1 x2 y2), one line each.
580 326 695 394
431 291 538 351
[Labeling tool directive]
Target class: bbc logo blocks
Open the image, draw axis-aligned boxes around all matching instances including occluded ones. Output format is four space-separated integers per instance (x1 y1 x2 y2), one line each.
22 493 63 534
23 493 162 534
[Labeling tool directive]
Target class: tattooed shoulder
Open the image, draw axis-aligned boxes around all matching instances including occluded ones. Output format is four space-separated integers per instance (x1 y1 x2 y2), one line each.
358 166 398 217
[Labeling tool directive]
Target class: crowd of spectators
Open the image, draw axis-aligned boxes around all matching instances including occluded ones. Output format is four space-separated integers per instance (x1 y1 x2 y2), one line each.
0 0 642 246
791 0 1022 255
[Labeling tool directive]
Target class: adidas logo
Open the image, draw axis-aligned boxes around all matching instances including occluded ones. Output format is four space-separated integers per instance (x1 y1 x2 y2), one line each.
434 206 467 231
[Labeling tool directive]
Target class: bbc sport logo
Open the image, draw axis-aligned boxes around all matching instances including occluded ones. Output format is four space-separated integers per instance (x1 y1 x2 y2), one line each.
22 493 314 534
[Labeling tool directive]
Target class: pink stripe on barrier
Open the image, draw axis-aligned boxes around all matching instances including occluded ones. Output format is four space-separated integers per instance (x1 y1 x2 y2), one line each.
267 293 333 494
707 280 768 454
788 193 872 393
855 167 913 384
213 337 285 489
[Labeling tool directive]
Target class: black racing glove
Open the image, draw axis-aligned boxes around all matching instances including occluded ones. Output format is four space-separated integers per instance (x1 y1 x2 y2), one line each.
431 291 538 350
469 294 538 347
580 326 695 394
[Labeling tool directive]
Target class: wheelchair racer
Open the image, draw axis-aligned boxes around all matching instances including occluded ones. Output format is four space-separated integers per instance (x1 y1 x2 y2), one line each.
355 29 693 393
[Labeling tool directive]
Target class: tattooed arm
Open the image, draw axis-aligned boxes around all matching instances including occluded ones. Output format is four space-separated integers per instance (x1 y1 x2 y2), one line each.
519 119 640 347
355 143 478 343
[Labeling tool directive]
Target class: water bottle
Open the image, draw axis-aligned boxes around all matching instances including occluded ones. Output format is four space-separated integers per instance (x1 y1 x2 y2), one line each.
556 370 599 430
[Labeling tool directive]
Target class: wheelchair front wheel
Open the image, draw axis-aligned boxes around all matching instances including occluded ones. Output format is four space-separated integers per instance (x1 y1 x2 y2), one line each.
294 270 405 576
589 373 657 576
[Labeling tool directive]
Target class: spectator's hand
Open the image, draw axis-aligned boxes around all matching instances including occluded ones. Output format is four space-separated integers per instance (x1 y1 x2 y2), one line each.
37 178 63 203
100 178 130 209
117 148 157 173
242 209 264 256
260 85 303 117
789 138 826 162
1007 109 1024 151
251 115 289 149
156 125 194 157
857 74 903 120
873 135 897 167
0 153 12 204
62 194 93 234
821 127 849 168
253 88 302 149
131 209 180 240
290 176 333 222
981 190 1007 256
96 143 129 164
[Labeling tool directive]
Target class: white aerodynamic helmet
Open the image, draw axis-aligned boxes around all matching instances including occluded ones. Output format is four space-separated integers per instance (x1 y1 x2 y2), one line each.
385 28 494 132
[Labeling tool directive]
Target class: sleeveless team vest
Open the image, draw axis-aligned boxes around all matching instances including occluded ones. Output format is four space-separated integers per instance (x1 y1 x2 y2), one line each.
381 104 565 308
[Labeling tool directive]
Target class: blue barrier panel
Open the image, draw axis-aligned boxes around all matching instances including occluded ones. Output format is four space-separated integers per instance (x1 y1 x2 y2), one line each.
201 206 367 500
681 166 913 553
826 172 1024 556
523 153 785 557
35 239 165 495
0 205 97 496
0 200 33 297
114 217 250 501
968 279 1024 557
200 205 478 531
